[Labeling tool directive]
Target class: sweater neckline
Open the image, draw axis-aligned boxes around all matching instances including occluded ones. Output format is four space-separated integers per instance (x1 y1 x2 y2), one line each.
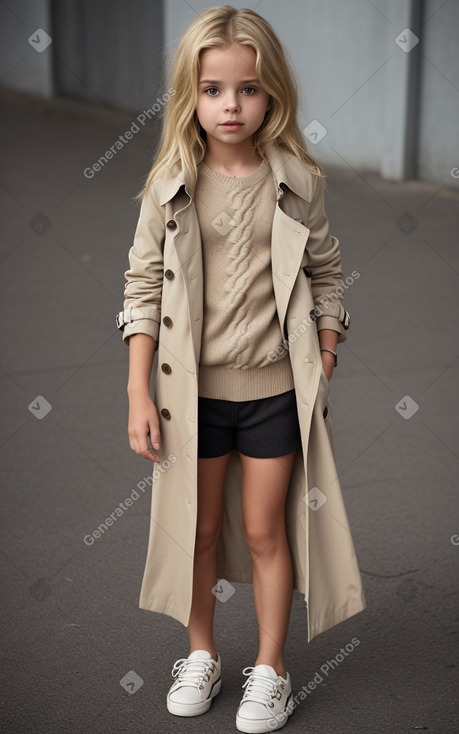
198 157 270 188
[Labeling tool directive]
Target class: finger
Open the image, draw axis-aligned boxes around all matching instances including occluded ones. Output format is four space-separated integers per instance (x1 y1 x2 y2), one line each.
140 432 161 463
129 431 159 462
132 436 160 463
147 425 161 451
139 447 161 463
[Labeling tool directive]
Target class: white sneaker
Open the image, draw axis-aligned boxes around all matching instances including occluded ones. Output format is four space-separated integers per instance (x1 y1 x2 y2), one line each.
166 649 222 717
236 664 293 733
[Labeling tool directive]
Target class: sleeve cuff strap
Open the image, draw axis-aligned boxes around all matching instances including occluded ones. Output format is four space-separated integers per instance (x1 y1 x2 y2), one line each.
315 310 350 344
116 307 160 330
121 319 159 345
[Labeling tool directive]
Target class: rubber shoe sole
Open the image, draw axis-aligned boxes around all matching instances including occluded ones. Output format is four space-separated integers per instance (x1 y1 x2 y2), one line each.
167 677 221 717
236 692 293 732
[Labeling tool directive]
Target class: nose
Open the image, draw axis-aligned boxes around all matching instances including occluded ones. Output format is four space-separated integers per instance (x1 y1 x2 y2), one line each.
224 92 240 113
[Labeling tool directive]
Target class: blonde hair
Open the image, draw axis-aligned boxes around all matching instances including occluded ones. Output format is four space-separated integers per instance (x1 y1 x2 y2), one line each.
138 5 324 198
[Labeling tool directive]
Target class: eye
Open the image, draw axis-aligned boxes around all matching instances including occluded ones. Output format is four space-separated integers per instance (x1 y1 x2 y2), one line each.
242 87 256 95
205 87 219 96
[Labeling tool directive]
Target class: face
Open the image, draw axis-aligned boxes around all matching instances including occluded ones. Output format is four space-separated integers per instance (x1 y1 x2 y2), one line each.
196 44 270 150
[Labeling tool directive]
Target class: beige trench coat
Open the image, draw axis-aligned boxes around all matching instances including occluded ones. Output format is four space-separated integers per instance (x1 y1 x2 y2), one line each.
118 144 366 641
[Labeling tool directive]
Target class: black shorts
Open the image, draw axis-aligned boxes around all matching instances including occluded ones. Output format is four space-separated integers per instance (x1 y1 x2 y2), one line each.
197 389 302 459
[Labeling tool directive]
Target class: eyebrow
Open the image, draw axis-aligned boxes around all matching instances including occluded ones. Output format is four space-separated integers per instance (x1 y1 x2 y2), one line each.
199 78 260 85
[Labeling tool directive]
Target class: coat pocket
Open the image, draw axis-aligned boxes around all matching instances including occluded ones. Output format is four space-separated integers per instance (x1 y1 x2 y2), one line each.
320 367 331 419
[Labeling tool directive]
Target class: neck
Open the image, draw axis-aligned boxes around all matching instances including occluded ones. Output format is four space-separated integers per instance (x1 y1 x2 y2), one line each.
203 138 261 174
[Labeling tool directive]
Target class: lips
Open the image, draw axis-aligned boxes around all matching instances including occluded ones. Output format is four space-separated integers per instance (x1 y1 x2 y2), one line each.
220 121 243 129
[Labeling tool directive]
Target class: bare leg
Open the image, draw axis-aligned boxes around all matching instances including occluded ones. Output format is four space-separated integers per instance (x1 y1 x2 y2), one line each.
239 451 297 678
187 452 231 659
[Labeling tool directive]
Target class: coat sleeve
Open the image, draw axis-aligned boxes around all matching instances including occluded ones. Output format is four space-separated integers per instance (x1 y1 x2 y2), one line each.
119 181 165 346
305 174 350 343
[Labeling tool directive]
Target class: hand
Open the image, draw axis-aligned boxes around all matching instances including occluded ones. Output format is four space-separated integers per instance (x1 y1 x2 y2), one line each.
128 393 162 463
321 352 335 382
319 329 338 382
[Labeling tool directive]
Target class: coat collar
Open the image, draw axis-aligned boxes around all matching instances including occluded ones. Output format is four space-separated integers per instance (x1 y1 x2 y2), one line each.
156 143 315 206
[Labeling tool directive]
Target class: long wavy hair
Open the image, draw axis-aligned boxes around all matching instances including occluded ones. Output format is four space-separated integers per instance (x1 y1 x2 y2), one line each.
138 5 324 198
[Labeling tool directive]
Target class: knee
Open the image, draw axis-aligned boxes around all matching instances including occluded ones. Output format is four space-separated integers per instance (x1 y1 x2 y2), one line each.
194 520 221 556
243 523 284 559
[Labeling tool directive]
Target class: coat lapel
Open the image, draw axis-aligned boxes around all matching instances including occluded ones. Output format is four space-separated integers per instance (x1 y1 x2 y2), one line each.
163 180 203 368
271 203 310 337
264 144 315 337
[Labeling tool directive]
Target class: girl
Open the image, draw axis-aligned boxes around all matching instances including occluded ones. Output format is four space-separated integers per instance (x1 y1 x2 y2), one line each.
117 6 365 732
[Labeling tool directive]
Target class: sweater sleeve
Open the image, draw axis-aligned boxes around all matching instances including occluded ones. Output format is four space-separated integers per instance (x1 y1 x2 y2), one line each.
306 174 350 343
118 181 164 345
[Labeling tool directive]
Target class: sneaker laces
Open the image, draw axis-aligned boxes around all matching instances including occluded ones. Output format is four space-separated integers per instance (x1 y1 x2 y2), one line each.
240 667 283 707
171 658 216 692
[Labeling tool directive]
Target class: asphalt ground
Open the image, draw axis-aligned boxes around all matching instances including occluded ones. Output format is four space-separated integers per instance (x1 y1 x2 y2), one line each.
1 87 458 733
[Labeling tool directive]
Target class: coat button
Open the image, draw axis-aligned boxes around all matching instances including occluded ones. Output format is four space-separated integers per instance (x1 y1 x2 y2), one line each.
162 316 173 327
166 219 177 229
160 408 171 419
165 269 175 280
161 363 172 374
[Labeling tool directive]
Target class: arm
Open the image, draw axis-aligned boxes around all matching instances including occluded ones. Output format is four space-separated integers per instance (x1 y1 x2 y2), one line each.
127 333 161 463
119 181 165 462
319 329 338 381
119 179 164 345
306 175 350 379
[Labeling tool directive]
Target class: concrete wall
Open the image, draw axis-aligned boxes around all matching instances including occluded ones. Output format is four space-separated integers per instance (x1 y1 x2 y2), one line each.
0 0 163 111
52 0 164 111
418 0 459 184
1 0 458 185
0 0 54 97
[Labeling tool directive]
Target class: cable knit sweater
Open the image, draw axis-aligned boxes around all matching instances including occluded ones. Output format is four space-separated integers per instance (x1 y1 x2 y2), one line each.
195 157 295 401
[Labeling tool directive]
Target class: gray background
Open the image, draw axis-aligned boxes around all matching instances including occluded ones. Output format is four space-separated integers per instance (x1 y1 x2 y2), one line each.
0 0 458 732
